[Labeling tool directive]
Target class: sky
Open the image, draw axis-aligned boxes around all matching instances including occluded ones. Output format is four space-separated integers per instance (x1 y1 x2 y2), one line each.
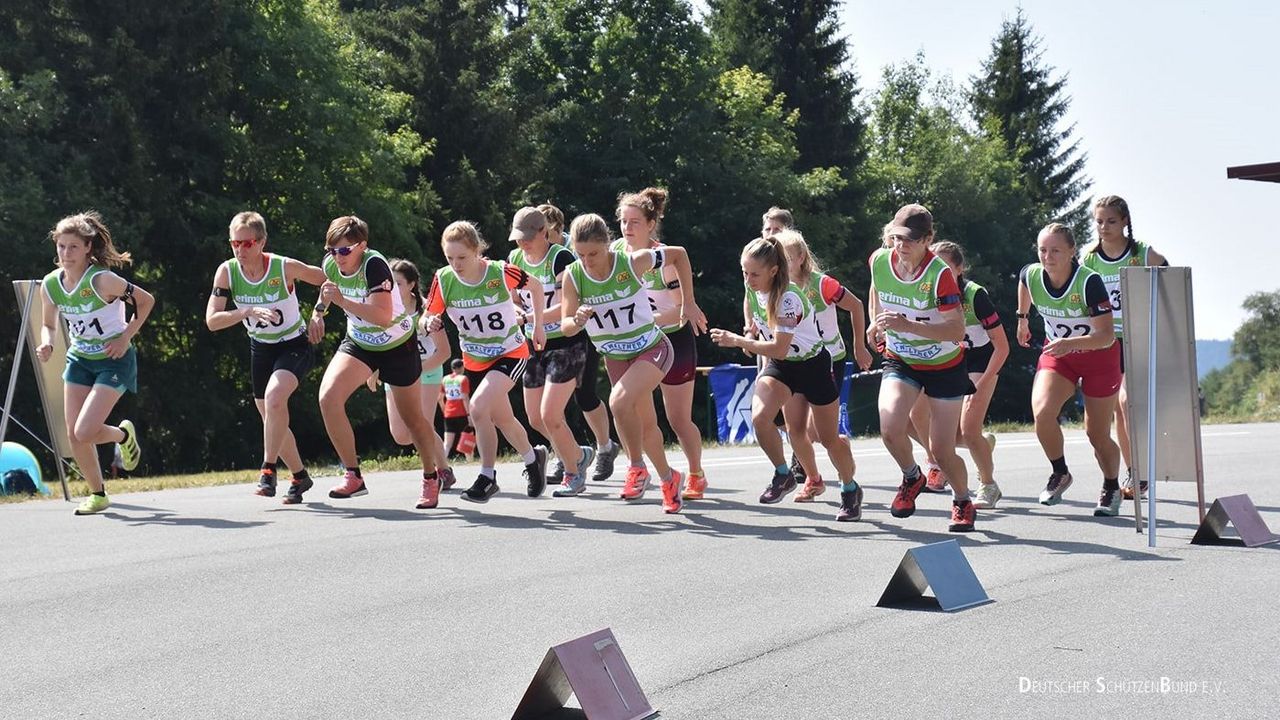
840 0 1279 340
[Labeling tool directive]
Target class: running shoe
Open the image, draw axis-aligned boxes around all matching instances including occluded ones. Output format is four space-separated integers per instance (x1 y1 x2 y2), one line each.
1120 470 1148 500
794 476 826 502
328 471 368 499
922 465 948 493
416 475 440 509
117 420 141 472
438 467 457 491
836 487 863 522
660 470 684 514
552 473 586 497
282 476 313 505
547 456 565 485
759 470 797 504
574 446 596 483
620 466 651 500
74 493 110 515
949 499 976 532
1037 472 1073 506
890 470 928 518
790 453 807 485
682 470 708 500
592 441 620 482
255 470 276 497
972 482 1002 509
524 445 549 497
1094 486 1122 516
461 474 499 503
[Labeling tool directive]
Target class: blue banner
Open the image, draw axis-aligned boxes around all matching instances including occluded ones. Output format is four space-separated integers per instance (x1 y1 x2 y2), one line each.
709 364 758 443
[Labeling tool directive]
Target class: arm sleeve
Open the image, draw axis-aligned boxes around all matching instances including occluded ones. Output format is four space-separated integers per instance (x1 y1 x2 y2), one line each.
503 262 529 290
1084 274 1113 316
365 256 393 294
972 288 1002 329
551 249 575 279
425 275 445 314
935 267 962 311
819 274 846 305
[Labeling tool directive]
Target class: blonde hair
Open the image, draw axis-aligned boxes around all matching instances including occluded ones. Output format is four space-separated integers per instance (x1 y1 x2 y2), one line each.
441 220 489 254
569 213 612 246
616 187 668 238
774 229 821 285
1038 222 1076 248
229 211 267 242
325 215 368 248
51 211 131 269
742 236 789 329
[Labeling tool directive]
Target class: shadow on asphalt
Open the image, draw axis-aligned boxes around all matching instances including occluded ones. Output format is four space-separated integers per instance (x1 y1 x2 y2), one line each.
102 505 271 530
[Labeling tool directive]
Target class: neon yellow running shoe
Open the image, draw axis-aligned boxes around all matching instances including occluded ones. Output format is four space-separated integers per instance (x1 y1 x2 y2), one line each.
118 420 141 471
75 493 111 515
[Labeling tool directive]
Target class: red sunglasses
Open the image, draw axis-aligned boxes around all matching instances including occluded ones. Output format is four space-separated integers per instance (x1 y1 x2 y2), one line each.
229 238 260 249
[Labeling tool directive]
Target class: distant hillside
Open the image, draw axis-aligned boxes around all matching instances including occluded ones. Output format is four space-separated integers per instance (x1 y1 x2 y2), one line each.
1196 339 1233 379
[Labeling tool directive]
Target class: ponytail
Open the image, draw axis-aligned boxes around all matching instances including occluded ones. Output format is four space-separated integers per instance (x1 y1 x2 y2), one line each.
742 236 789 329
389 258 425 316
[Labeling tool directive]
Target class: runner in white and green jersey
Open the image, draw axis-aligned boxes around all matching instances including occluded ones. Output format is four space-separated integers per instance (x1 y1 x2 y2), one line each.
508 207 610 496
562 212 707 515
713 233 862 521
37 211 155 515
424 220 549 504
869 204 974 532
613 188 706 501
310 215 440 507
1082 195 1168 499
776 232 873 511
207 212 327 502
1017 222 1123 517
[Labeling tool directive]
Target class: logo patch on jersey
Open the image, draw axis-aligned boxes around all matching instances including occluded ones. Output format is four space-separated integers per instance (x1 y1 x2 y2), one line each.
1070 293 1082 304
482 293 500 304
917 281 932 295
613 285 634 298
1128 257 1141 265
486 279 502 290
616 271 631 284
268 278 282 287
79 288 93 298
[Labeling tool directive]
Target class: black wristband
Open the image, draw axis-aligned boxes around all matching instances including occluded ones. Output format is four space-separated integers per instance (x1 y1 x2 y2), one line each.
1016 312 1030 319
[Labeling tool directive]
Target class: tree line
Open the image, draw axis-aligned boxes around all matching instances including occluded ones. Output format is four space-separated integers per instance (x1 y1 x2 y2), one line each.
1 2 1089 473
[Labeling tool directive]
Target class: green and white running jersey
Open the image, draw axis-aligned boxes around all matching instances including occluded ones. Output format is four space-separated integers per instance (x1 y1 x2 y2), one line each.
869 248 963 369
508 244 574 339
961 280 991 349
227 254 304 343
1025 263 1104 341
801 271 846 361
1081 239 1152 338
434 260 526 363
41 266 128 360
323 249 413 351
564 252 663 359
746 282 823 361
610 238 684 333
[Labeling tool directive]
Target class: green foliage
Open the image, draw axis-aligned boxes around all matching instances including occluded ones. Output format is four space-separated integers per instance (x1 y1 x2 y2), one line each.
1203 291 1280 419
970 9 1091 235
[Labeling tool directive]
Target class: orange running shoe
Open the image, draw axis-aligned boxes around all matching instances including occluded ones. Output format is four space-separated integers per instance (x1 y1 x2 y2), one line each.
682 470 707 500
416 475 440 509
923 465 948 493
794 476 826 502
620 466 651 500
660 470 684 514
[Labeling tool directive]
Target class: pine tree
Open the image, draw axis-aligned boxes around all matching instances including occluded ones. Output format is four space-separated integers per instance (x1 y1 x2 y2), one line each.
705 0 868 286
970 9 1091 229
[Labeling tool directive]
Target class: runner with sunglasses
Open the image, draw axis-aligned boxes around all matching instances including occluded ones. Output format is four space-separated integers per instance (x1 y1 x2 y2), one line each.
308 216 443 508
206 211 326 503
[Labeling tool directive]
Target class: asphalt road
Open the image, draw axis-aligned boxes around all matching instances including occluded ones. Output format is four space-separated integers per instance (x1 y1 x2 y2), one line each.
3 424 1277 719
